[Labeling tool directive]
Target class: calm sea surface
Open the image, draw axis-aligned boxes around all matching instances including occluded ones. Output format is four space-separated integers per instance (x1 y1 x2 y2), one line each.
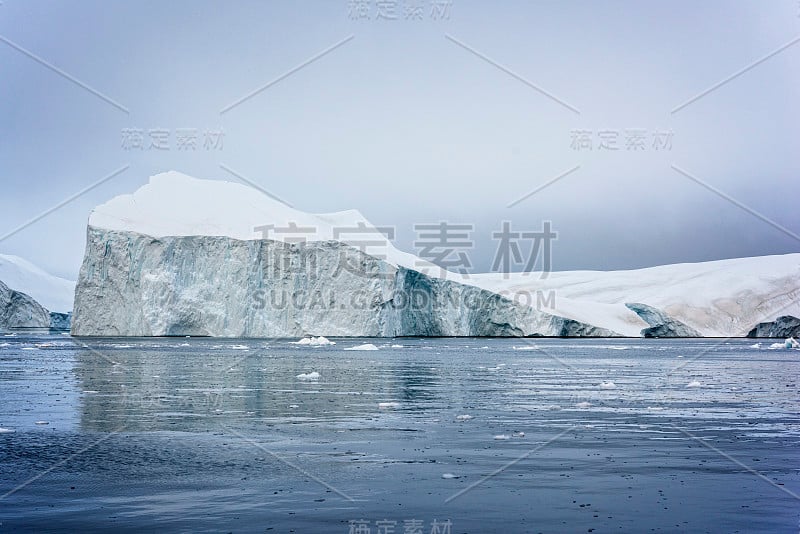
0 335 798 533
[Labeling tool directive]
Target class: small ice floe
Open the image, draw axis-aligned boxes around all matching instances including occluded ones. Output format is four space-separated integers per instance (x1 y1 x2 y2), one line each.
292 336 335 346
513 431 525 438
768 342 785 349
686 380 703 388
296 371 320 381
378 402 400 409
0 343 10 348
3 333 17 337
749 343 761 349
230 344 249 350
34 343 54 348
0 428 14 433
345 343 379 351
646 406 663 411
785 337 800 349
441 473 460 479
455 414 473 421
607 346 629 350
34 421 49 425
179 343 190 347
494 434 511 440
513 345 537 351
288 404 300 409
575 402 592 409
21 347 37 351
390 344 403 348
599 381 617 389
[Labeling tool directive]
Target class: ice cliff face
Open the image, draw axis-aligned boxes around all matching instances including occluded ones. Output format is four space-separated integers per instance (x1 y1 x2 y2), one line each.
624 303 701 338
0 279 50 329
71 228 607 337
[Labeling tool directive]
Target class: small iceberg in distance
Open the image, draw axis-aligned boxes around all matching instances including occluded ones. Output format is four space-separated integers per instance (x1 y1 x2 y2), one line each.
296 371 320 381
291 336 335 346
345 343 378 351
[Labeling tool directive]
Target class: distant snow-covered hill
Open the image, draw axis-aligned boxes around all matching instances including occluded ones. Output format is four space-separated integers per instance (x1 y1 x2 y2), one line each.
0 254 75 312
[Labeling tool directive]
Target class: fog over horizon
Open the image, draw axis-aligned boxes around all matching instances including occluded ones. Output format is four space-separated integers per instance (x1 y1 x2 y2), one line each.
1 0 799 280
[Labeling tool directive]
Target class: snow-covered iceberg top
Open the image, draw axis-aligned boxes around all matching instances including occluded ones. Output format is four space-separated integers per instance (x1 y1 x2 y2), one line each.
89 171 438 275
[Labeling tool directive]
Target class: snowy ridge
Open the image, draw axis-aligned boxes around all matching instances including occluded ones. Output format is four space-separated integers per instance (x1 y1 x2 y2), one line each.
0 254 75 312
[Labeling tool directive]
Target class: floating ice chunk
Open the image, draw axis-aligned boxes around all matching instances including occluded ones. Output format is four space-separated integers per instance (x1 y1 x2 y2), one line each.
34 421 49 425
749 343 761 349
785 337 800 349
513 345 537 351
292 336 335 346
646 406 663 411
494 434 511 440
599 381 616 389
607 346 629 350
686 380 702 388
288 404 300 409
296 372 320 381
21 347 36 350
441 473 460 479
0 343 9 348
455 415 473 421
575 402 592 409
513 431 525 438
0 428 14 433
378 401 399 409
390 344 403 348
345 343 379 351
768 342 785 349
230 344 249 350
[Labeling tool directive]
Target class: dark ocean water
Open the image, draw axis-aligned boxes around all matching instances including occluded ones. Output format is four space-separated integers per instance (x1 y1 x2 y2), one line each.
0 335 798 533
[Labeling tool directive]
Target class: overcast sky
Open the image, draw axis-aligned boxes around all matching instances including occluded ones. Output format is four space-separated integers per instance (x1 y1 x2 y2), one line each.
1 0 799 280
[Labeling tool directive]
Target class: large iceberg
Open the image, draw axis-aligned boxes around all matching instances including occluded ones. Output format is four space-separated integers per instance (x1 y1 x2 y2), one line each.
71 171 800 338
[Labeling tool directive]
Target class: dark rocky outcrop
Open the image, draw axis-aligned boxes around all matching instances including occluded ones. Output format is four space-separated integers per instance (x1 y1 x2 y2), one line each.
746 315 800 338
